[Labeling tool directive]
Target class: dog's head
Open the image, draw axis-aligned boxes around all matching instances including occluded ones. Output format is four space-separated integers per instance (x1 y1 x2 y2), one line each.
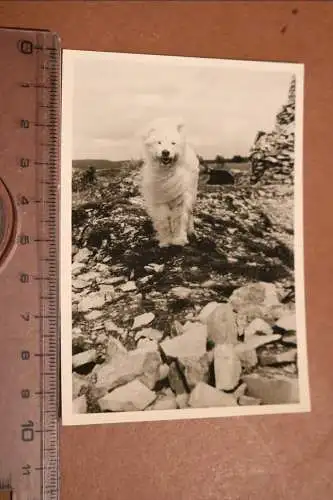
142 118 186 167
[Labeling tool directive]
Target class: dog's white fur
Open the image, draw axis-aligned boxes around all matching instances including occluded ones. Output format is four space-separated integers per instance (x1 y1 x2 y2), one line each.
140 117 199 247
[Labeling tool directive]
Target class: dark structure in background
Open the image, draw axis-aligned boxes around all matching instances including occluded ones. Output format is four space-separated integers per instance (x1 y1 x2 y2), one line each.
206 169 235 185
198 157 235 186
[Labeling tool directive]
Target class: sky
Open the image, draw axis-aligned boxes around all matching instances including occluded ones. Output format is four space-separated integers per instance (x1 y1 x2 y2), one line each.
71 53 294 161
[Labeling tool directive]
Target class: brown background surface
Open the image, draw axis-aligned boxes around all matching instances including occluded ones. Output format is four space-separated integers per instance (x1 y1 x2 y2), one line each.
1 1 333 499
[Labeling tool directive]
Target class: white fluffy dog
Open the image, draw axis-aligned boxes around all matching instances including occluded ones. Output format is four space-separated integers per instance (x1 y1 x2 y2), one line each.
140 117 199 247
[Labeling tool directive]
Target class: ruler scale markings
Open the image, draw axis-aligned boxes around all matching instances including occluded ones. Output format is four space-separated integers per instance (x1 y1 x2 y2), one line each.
7 31 60 500
1 28 54 498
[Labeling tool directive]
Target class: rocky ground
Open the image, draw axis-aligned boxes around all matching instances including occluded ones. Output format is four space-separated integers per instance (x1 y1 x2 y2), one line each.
70 161 299 415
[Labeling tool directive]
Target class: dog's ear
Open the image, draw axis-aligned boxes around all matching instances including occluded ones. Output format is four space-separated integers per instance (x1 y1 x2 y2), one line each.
143 127 156 143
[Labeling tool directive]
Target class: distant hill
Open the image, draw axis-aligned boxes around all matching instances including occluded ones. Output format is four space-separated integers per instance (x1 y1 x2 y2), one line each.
72 159 136 171
72 158 251 177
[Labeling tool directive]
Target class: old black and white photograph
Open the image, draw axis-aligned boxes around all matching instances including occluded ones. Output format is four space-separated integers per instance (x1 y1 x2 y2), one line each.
61 50 309 425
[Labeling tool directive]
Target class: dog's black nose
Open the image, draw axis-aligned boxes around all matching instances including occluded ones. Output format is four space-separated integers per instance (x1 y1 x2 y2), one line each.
161 149 170 157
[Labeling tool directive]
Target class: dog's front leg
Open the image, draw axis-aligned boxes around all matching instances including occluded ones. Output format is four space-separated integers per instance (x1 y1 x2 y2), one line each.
171 203 189 246
152 204 173 247
187 210 195 236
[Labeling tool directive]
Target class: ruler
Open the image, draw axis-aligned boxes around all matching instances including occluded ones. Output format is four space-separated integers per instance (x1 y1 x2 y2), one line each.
0 28 60 500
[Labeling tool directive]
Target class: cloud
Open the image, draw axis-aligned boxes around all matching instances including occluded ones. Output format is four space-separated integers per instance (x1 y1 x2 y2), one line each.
71 54 294 160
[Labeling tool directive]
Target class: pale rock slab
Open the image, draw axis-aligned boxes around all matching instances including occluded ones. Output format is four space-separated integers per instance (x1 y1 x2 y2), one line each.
201 280 218 289
158 364 170 381
182 354 210 389
95 348 161 391
198 302 219 324
73 248 91 264
189 382 238 408
104 319 124 334
144 263 165 273
72 373 87 399
275 313 296 332
78 292 106 312
72 349 97 369
235 344 258 369
84 310 104 321
241 334 281 351
72 262 86 276
72 395 87 414
238 395 262 406
242 373 299 404
72 279 89 290
244 318 273 340
170 286 192 299
235 304 286 336
98 380 157 412
183 320 195 331
136 349 162 391
206 303 238 345
120 281 137 292
132 312 155 330
233 382 247 401
106 337 127 361
138 275 153 285
229 282 281 312
136 338 159 352
214 344 242 391
94 263 110 275
160 324 207 359
135 327 163 342
103 276 126 285
98 283 116 296
259 348 297 366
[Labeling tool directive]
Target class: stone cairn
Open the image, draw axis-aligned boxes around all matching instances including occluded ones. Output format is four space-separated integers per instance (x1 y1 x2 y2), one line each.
249 75 296 185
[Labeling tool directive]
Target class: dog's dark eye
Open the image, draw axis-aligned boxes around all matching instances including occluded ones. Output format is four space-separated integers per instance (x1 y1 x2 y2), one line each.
158 141 162 145
171 142 176 145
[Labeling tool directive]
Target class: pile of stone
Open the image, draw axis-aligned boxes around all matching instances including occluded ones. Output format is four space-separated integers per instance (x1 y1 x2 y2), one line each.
72 280 298 414
249 75 296 185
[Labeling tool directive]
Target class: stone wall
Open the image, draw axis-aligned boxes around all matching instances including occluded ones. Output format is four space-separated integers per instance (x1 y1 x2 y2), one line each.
249 75 296 185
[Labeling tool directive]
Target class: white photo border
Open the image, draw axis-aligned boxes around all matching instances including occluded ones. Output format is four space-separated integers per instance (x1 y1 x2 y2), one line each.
60 49 310 426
